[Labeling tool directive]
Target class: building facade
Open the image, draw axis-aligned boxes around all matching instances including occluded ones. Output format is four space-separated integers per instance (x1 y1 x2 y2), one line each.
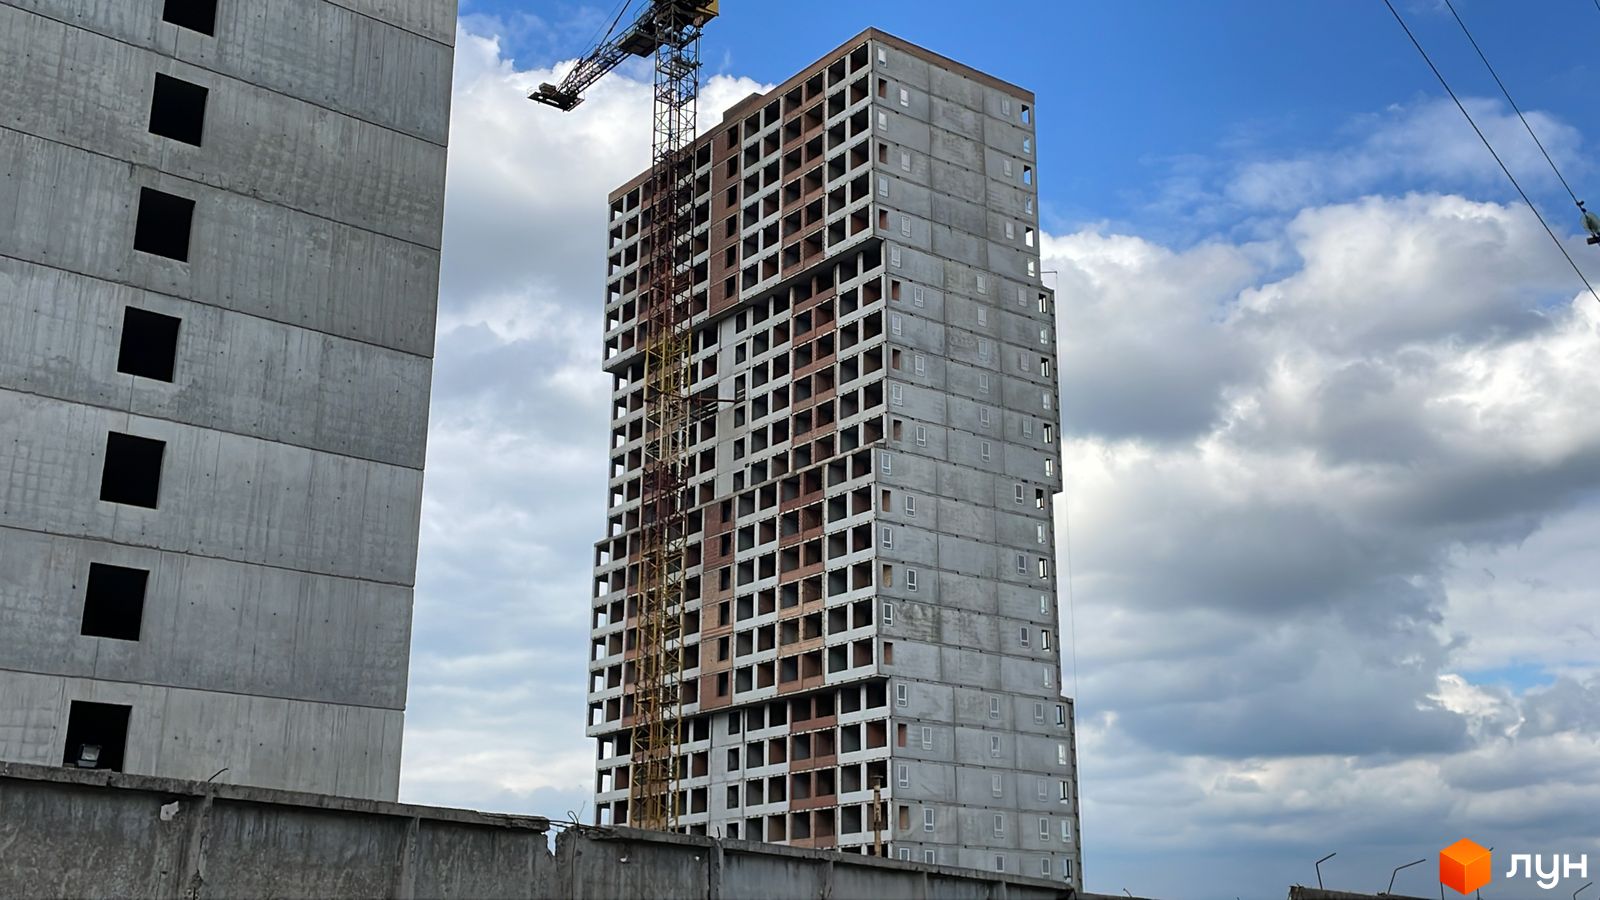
589 29 1081 883
0 0 456 799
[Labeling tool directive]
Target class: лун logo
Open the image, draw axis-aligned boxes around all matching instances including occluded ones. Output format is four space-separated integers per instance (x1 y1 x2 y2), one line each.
1440 838 1492 894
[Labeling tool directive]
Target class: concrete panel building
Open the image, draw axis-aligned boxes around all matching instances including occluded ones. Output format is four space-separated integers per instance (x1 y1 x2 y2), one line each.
588 30 1081 884
0 0 456 800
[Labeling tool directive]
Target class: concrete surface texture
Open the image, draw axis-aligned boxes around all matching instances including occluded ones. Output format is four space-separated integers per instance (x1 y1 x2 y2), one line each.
0 762 1075 900
589 28 1079 884
0 0 456 799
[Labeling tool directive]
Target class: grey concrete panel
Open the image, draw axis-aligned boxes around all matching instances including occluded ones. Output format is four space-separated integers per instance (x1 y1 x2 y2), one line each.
929 96 982 141
9 0 455 139
929 158 987 205
984 115 1034 153
0 775 190 898
927 66 989 112
937 503 996 545
204 800 409 898
883 175 932 217
932 193 990 240
0 259 432 467
938 608 999 654
0 7 447 244
0 131 441 356
0 526 412 708
884 637 939 681
0 391 423 584
891 243 947 288
931 225 985 268
0 672 403 797
874 44 931 92
877 109 931 156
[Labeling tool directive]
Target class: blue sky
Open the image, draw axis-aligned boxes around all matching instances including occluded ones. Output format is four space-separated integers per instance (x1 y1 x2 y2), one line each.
471 0 1598 240
402 3 1600 897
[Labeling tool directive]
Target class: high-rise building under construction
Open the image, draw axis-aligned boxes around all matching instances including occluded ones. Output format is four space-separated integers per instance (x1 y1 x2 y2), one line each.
588 29 1081 883
0 0 455 799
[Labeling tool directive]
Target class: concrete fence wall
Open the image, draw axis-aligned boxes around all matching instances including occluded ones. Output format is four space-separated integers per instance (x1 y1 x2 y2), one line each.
0 763 1071 899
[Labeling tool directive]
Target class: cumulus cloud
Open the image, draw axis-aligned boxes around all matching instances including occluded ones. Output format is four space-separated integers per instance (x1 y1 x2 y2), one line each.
1226 98 1583 210
1049 190 1600 894
1137 97 1589 244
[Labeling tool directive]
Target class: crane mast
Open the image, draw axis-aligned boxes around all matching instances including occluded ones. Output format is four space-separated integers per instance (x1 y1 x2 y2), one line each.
531 0 717 831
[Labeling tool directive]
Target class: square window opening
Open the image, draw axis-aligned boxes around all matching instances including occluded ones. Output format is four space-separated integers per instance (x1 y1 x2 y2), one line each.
117 307 181 382
62 701 132 771
133 188 195 261
148 74 208 146
162 0 217 35
81 563 149 641
100 432 166 509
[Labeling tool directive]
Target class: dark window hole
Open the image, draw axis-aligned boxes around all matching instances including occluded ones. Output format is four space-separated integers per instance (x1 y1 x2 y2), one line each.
100 432 166 509
81 563 149 642
148 74 208 146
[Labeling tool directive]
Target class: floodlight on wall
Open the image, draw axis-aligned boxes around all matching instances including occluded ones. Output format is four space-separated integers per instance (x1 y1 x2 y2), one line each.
75 743 102 768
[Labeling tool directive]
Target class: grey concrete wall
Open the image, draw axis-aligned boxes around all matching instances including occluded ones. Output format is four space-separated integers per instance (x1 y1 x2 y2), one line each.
0 763 1075 900
0 0 454 800
0 258 432 468
0 130 441 355
870 34 1079 882
0 675 404 798
0 392 424 583
0 528 413 708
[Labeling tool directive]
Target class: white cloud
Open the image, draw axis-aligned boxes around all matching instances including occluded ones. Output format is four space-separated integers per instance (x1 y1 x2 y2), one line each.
1047 190 1600 894
1226 99 1583 210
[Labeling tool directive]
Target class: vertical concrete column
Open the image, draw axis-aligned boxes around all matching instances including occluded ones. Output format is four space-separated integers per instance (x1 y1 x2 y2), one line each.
707 839 725 900
392 816 420 899
179 793 213 899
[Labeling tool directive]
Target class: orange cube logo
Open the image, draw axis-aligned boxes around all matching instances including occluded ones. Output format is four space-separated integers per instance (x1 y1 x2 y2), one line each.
1440 839 1492 894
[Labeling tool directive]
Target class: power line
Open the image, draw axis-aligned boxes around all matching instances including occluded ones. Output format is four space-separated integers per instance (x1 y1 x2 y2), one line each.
1442 0 1581 207
1380 0 1600 305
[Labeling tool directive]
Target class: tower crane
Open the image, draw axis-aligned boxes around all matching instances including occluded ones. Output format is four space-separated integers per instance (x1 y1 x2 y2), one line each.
531 1 719 832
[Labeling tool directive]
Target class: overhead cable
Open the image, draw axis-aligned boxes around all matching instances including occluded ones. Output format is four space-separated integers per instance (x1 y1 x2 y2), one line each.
1380 0 1600 305
1442 0 1581 207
